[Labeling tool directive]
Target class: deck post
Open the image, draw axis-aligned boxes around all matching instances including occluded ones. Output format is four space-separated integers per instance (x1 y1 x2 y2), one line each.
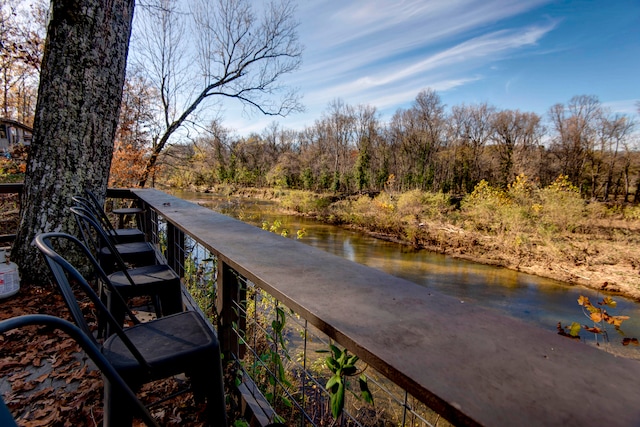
217 261 246 359
166 223 185 278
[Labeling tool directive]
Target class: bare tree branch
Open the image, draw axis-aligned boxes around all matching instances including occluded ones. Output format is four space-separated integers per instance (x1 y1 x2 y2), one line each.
133 0 303 187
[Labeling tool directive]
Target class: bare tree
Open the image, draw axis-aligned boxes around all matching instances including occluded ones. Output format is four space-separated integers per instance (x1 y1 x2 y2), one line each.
414 89 448 191
297 122 333 190
490 109 542 187
13 0 135 282
353 104 379 192
450 102 495 192
597 112 635 200
322 99 356 191
0 0 46 123
388 89 447 191
109 69 160 187
133 0 303 187
548 95 601 190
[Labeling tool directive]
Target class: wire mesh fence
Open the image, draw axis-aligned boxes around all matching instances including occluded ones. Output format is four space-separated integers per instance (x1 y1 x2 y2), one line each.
149 210 450 427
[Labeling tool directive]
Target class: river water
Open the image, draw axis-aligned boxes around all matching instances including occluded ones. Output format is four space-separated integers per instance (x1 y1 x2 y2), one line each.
170 190 640 356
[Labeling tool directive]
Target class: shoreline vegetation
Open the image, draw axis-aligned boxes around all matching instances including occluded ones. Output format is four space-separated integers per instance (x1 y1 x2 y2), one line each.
2 177 639 301
187 177 640 302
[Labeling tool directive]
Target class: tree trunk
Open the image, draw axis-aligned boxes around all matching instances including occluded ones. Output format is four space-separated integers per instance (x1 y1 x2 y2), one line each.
12 0 135 283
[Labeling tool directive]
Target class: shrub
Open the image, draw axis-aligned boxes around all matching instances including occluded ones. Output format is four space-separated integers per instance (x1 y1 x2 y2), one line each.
421 191 452 220
280 190 331 214
396 189 423 221
396 189 451 223
0 157 26 183
623 205 640 220
461 180 511 233
538 175 585 233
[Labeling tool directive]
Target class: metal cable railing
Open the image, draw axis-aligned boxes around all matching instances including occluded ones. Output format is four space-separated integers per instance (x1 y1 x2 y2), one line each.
131 188 640 427
148 209 447 427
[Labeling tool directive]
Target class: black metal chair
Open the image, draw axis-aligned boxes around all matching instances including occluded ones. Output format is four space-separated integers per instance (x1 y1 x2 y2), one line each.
69 208 183 327
35 232 227 427
0 393 16 427
86 189 146 234
0 314 160 427
74 194 145 244
71 206 157 272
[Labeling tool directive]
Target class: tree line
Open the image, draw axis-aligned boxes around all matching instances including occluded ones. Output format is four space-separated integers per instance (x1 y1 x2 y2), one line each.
150 91 639 203
3 0 637 203
0 0 45 125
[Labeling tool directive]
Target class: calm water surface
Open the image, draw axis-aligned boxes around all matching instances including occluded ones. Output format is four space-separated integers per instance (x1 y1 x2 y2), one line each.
171 190 640 355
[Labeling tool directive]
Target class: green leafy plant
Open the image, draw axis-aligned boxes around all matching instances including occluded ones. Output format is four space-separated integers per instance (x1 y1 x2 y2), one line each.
318 344 374 420
239 284 297 423
262 219 290 237
264 304 293 410
183 253 218 323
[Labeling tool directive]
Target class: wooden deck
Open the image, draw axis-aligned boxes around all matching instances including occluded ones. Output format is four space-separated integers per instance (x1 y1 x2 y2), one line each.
133 188 640 427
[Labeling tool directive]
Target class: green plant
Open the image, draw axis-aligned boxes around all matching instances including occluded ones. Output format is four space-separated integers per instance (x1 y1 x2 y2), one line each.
296 228 306 239
538 175 585 233
183 251 218 323
239 282 297 422
318 344 373 420
262 219 290 237
264 304 294 410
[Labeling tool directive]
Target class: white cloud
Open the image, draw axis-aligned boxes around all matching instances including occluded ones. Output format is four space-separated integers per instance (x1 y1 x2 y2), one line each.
602 99 640 116
226 0 562 133
310 22 555 110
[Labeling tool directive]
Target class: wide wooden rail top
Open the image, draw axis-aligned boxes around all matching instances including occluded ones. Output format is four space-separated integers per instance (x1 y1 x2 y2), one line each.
142 190 640 425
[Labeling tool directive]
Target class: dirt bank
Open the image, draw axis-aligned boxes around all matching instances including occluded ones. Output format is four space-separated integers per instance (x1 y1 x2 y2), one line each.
341 220 640 302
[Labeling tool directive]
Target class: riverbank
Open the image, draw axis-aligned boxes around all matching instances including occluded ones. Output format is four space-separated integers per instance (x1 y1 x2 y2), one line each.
352 220 640 301
199 184 640 302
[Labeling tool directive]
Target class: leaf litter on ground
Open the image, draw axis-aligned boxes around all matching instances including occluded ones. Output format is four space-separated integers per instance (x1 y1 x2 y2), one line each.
0 284 214 426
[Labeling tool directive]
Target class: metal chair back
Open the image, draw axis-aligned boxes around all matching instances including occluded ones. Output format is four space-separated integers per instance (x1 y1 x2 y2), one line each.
35 232 227 426
84 189 121 235
35 233 147 359
0 314 160 427
70 205 143 281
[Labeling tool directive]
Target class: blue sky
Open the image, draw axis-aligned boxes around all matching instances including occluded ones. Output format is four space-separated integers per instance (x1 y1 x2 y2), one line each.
223 0 640 135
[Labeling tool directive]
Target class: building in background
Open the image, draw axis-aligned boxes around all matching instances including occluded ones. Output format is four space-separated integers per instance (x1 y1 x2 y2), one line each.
0 118 32 155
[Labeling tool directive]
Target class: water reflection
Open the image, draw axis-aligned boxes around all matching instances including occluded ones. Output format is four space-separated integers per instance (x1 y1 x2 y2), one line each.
171 190 640 353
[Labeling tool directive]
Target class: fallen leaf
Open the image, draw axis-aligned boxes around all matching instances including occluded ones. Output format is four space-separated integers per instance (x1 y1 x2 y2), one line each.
23 406 59 426
583 325 603 334
9 371 30 381
35 373 50 383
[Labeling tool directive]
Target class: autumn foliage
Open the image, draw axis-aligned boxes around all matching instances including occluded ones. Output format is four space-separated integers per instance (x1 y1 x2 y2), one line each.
108 140 149 188
559 295 638 349
108 73 159 188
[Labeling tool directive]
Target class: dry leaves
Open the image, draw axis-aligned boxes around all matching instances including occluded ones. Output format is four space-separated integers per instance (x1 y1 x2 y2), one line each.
0 284 214 426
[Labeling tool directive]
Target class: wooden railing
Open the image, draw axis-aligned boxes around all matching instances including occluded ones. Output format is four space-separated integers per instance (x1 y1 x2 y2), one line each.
4 183 640 426
0 184 140 244
131 188 640 427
